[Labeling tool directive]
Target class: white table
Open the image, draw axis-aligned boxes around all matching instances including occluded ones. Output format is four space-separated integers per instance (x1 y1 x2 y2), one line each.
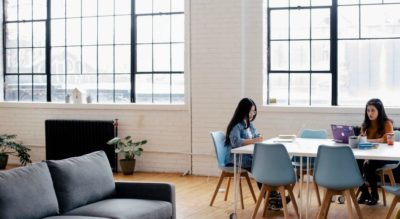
231 138 400 219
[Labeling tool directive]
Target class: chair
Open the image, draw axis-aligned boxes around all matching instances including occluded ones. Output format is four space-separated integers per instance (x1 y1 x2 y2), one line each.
209 131 257 209
314 146 364 219
251 143 299 219
292 129 327 206
383 185 400 219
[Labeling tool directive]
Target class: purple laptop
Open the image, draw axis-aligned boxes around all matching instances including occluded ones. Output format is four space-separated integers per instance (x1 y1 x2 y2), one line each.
331 124 355 144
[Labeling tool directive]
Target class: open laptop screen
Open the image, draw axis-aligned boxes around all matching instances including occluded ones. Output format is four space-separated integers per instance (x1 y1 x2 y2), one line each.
331 124 355 144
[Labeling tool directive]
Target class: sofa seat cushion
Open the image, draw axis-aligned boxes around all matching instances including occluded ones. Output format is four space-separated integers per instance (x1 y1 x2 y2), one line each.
64 198 173 219
0 162 59 219
43 216 111 219
47 151 115 213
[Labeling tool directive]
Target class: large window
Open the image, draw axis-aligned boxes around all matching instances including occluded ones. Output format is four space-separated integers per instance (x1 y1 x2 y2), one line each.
3 0 184 103
266 0 400 106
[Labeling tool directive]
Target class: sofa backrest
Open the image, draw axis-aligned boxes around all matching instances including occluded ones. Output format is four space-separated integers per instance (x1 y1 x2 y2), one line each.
0 162 59 219
46 150 115 213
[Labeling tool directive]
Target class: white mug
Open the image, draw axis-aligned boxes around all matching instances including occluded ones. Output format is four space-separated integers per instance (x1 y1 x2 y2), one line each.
359 136 367 143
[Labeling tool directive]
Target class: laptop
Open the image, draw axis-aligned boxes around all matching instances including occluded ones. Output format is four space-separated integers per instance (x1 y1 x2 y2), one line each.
331 124 355 144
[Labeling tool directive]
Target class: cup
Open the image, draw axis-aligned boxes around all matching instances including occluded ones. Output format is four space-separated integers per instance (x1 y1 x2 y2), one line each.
358 135 367 143
349 136 359 148
387 133 395 146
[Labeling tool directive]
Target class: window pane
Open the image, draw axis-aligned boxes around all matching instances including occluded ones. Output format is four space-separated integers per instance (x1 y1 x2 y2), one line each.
19 75 32 101
5 0 18 21
51 75 66 102
115 74 130 103
338 0 359 4
290 0 310 7
268 74 288 105
290 74 310 105
19 0 32 20
98 0 114 16
66 0 81 17
153 15 171 43
361 5 400 38
115 16 131 44
33 48 45 73
82 17 97 45
33 0 46 19
311 40 330 70
98 46 114 73
172 43 184 71
136 0 152 14
312 0 332 6
115 45 130 73
290 41 310 70
137 16 152 43
338 6 359 39
19 23 32 47
51 47 66 74
312 9 330 39
268 0 288 7
270 10 288 40
66 47 81 74
136 74 152 103
5 76 18 101
115 0 131 15
51 19 66 46
82 46 97 73
171 14 184 42
154 74 171 103
171 73 184 103
270 41 288 70
82 0 97 17
67 18 81 46
338 39 400 106
137 44 152 72
66 75 83 93
51 0 66 18
82 75 97 102
361 0 381 3
33 22 46 47
171 0 184 12
6 23 18 48
19 48 33 73
290 9 310 39
311 73 331 105
98 75 114 102
6 49 18 73
33 75 46 101
154 44 170 71
98 17 114 45
154 0 170 13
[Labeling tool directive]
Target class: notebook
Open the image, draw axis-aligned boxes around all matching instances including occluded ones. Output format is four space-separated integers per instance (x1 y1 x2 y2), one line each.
331 124 355 144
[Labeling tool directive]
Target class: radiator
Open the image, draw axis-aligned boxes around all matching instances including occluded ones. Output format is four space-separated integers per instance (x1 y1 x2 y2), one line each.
45 119 118 172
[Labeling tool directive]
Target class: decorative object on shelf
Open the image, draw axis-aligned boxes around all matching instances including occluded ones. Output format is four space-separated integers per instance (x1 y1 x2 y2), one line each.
65 94 70 103
71 88 82 104
0 134 32 169
107 136 147 175
86 95 92 103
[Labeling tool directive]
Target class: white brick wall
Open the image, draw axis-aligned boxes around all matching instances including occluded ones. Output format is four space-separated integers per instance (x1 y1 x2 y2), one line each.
2 0 400 176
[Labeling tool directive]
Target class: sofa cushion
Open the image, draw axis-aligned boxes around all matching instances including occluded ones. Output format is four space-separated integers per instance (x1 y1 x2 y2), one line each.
64 199 173 219
0 162 59 219
47 151 115 213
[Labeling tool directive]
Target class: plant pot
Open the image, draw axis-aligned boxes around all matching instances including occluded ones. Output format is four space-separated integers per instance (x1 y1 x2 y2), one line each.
0 154 9 170
120 159 136 175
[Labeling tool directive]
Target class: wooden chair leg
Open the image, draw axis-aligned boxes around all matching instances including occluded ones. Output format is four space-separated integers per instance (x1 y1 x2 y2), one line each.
313 181 322 206
252 185 266 219
262 190 271 217
209 172 225 206
224 177 231 201
244 172 257 203
344 190 354 219
355 187 360 198
317 189 333 219
349 188 363 219
287 184 299 218
388 170 396 186
239 178 244 209
279 186 289 219
386 196 400 219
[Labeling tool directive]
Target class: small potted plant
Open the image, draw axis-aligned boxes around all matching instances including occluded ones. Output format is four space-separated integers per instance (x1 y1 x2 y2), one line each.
107 136 147 175
0 134 32 169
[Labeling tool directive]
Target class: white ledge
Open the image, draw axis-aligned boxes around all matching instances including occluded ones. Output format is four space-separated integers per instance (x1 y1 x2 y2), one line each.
262 105 400 115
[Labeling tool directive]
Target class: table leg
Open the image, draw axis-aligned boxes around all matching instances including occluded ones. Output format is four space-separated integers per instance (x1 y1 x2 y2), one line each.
306 156 310 219
299 156 303 219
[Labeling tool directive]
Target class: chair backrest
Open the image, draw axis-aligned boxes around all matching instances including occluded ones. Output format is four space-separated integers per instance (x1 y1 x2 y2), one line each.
252 143 296 186
300 129 328 139
314 145 363 190
210 131 228 168
395 130 400 142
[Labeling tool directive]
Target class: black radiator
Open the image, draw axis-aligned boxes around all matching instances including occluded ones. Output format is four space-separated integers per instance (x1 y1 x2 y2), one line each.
45 119 118 172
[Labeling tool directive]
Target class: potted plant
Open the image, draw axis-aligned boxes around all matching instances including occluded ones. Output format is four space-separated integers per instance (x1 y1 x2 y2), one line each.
107 136 147 175
0 134 32 169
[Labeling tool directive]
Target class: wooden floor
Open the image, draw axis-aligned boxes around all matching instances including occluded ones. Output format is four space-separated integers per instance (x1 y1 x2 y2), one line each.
114 172 398 219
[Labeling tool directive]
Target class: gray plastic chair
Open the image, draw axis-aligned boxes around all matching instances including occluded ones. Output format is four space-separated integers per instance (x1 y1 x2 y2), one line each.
314 145 364 219
209 131 256 209
251 143 299 219
382 185 400 219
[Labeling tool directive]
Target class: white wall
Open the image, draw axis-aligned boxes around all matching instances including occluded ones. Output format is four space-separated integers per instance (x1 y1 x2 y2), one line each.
1 0 400 176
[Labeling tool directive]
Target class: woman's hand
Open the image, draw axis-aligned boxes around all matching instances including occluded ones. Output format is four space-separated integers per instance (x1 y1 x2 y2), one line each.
253 136 264 143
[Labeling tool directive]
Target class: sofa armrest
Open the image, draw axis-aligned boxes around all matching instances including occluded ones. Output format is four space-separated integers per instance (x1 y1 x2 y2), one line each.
115 181 176 219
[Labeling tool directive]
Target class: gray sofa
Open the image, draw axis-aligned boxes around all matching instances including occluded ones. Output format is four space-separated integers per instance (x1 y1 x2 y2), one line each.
0 151 175 219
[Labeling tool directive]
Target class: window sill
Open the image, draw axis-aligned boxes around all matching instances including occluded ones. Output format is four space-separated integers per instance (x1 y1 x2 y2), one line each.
261 105 400 115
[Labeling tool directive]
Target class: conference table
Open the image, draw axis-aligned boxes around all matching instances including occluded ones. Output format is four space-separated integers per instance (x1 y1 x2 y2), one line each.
231 138 400 219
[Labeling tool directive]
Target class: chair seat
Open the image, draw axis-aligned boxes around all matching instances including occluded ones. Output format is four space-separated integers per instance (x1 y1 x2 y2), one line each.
220 166 248 174
376 162 400 172
383 186 400 196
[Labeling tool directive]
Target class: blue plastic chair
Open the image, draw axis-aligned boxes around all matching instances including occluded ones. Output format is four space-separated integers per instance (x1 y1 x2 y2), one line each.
314 146 363 219
209 131 256 209
292 129 327 206
382 186 400 219
251 143 299 219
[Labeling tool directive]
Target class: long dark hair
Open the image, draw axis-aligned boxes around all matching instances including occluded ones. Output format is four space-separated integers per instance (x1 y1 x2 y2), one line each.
362 98 392 136
225 98 257 145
